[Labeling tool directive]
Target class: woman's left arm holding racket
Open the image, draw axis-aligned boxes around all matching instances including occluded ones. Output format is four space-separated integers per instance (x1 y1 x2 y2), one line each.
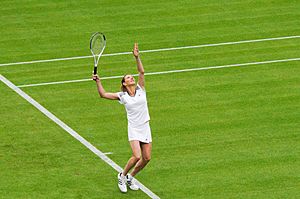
92 74 119 100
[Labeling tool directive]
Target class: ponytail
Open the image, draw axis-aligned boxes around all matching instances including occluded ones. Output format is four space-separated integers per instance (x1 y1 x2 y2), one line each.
121 74 128 92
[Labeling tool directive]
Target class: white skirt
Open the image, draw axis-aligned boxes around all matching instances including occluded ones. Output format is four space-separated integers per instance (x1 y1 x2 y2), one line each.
128 121 152 143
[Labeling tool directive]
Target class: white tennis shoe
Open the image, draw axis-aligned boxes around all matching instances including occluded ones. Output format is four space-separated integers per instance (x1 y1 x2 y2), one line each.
126 174 139 191
118 173 127 193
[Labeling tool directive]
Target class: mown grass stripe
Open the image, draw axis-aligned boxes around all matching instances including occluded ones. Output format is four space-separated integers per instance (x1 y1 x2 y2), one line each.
0 35 299 67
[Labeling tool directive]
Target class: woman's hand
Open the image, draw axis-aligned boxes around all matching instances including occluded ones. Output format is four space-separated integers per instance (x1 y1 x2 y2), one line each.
92 74 100 81
133 43 139 58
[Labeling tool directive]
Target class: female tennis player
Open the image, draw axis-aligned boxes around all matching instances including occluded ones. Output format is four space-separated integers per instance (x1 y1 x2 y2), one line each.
92 43 152 193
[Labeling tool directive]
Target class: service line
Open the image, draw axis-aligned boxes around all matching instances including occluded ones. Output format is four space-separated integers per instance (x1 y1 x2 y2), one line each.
17 57 300 88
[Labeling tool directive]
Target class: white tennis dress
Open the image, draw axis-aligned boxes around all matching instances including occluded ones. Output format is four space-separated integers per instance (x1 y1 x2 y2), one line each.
117 84 152 143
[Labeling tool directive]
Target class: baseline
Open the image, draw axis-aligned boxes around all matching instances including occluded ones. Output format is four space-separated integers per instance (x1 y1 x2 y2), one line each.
1 35 299 67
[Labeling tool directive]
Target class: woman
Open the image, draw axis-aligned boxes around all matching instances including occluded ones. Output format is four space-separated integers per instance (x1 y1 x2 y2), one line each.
92 43 152 193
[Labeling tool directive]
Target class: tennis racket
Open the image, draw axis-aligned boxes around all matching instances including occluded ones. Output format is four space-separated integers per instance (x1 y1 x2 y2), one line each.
90 32 106 75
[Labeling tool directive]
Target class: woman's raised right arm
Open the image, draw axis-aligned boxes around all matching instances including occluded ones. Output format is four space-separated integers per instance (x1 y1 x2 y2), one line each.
93 74 119 100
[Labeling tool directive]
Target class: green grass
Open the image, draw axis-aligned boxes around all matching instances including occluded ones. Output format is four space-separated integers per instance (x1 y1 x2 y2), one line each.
1 0 300 198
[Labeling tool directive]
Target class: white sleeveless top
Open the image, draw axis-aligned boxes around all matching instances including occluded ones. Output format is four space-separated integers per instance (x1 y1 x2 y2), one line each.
117 84 150 127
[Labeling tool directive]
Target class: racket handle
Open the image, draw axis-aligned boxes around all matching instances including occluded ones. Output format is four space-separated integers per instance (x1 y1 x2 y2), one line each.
93 67 97 75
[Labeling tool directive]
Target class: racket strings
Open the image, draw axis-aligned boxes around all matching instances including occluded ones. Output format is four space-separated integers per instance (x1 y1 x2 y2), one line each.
91 36 105 56
90 32 106 74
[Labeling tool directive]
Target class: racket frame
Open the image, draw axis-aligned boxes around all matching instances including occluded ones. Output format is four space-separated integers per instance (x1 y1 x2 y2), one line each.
90 32 106 75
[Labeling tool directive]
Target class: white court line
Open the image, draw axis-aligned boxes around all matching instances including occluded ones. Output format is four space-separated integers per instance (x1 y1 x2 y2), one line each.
17 57 300 88
0 35 299 67
103 152 113 155
0 74 160 199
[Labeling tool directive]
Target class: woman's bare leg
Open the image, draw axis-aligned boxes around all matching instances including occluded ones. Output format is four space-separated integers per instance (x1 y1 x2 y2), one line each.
122 140 141 176
130 142 152 177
